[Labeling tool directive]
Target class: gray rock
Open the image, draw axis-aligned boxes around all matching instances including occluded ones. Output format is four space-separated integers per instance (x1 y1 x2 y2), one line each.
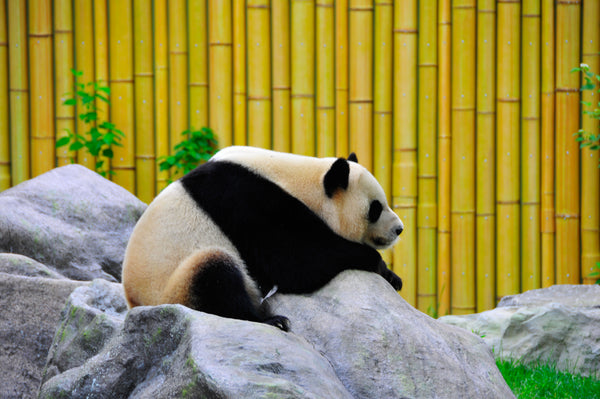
270 270 514 399
0 164 146 282
440 285 600 377
40 271 514 399
0 253 66 279
40 280 353 399
0 273 87 399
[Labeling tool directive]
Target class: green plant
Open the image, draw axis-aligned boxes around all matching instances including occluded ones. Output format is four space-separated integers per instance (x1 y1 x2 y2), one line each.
497 358 600 399
589 262 600 285
572 63 600 166
158 127 218 180
56 69 124 177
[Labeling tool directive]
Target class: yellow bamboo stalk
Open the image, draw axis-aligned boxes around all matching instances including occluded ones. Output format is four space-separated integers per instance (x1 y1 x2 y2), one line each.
417 0 437 315
555 0 581 284
316 0 335 157
348 0 373 170
232 0 246 146
496 0 520 301
335 0 348 156
291 0 315 156
373 0 393 198
74 0 95 170
209 0 233 148
373 0 393 266
133 0 155 203
29 0 54 177
154 0 169 191
108 0 135 191
247 0 271 149
540 0 555 287
272 0 290 152
94 0 109 176
393 0 417 306
521 0 541 291
169 0 188 155
189 0 209 133
475 0 496 312
0 0 9 190
8 0 29 184
581 0 600 284
437 0 451 316
450 0 476 315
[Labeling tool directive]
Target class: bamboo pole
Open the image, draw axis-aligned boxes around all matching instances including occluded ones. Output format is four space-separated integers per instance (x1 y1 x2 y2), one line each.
74 0 95 170
335 0 348 156
521 0 541 291
133 0 155 203
291 0 315 156
417 0 437 315
272 0 290 152
373 0 393 199
94 0 109 176
555 0 580 284
0 0 9 190
437 0 451 316
316 0 335 157
154 0 169 191
54 0 74 167
209 0 233 148
29 0 54 177
169 0 188 155
451 0 476 315
393 0 417 306
581 0 600 284
373 0 393 266
247 0 271 149
232 0 246 146
108 0 135 191
348 0 373 170
189 0 209 132
540 0 555 287
496 0 520 301
475 0 496 312
8 0 29 184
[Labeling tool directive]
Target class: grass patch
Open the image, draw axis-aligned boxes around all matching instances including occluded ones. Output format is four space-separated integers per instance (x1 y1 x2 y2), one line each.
497 358 600 399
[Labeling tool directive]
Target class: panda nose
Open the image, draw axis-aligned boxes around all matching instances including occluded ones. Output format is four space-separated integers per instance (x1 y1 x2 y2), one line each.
395 226 403 236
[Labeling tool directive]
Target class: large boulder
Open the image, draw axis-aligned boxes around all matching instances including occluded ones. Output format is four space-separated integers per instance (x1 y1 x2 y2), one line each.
40 272 514 398
440 284 600 377
0 164 146 281
0 272 87 399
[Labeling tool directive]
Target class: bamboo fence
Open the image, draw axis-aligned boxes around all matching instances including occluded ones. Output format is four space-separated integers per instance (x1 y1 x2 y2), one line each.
1 1 598 315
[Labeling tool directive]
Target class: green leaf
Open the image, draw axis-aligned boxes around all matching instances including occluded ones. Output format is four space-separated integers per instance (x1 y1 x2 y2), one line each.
63 98 77 106
95 160 104 170
69 142 85 151
71 69 83 77
102 148 114 158
55 136 72 148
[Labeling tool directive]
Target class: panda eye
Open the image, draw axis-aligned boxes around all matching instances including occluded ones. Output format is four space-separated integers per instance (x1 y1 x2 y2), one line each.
368 200 383 223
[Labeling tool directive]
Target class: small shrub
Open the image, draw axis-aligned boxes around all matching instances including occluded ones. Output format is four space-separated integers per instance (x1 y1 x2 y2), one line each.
158 127 218 180
56 69 124 177
571 63 600 166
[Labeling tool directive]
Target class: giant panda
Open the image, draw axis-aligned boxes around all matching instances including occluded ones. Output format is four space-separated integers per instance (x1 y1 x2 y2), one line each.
122 146 404 331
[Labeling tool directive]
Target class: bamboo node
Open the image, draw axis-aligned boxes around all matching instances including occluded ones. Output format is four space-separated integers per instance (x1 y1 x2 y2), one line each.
136 155 156 160
348 6 374 11
247 4 270 8
135 72 154 77
29 33 52 38
248 96 271 101
497 97 520 103
273 86 291 91
555 88 579 93
393 29 418 34
555 213 580 219
189 82 209 87
556 0 581 4
497 200 520 205
348 99 373 104
209 42 232 47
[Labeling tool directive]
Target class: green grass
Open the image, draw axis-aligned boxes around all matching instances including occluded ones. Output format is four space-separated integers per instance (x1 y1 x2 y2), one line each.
497 358 600 399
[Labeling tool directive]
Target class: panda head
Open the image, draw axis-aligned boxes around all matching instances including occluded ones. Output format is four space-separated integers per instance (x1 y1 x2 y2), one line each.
322 154 404 249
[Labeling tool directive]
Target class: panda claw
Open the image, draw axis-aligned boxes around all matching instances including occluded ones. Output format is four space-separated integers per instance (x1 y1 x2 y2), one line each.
264 315 291 332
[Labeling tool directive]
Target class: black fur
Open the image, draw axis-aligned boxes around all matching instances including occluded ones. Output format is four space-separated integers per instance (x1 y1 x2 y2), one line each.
180 160 402 328
190 254 290 331
347 153 358 163
323 158 350 198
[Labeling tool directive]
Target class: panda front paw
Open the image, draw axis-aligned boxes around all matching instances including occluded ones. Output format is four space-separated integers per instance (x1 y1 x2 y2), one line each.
378 261 403 291
263 315 291 332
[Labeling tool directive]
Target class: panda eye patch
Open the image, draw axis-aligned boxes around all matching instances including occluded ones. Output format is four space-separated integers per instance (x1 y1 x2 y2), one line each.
368 200 383 223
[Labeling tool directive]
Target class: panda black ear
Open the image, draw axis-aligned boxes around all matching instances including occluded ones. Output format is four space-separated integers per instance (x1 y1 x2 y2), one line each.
324 158 350 198
348 152 358 163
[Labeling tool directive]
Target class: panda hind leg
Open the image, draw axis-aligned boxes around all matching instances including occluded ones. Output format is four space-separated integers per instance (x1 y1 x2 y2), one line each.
182 251 290 331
